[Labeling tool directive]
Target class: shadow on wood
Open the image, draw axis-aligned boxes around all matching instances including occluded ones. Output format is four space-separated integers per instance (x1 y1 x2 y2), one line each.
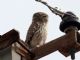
0 29 19 50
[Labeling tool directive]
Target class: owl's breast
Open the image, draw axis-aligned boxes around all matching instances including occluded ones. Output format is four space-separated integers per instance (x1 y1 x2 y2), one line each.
30 24 47 48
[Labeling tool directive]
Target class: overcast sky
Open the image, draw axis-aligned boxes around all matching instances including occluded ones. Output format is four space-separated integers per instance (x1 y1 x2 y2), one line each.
0 0 80 60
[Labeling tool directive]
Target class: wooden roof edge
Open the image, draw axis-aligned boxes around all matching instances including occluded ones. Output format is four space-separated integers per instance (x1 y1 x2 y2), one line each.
17 40 31 53
15 40 33 57
0 29 20 50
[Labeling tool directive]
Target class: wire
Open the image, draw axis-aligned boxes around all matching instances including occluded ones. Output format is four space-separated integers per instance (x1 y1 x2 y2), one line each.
35 0 78 19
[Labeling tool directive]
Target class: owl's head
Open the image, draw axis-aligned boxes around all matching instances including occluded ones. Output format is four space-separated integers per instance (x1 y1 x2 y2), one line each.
33 12 48 23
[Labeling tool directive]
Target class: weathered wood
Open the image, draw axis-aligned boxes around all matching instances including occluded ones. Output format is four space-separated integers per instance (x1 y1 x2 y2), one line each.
0 29 36 60
0 27 80 60
0 29 19 50
58 27 80 57
31 28 80 59
15 42 31 57
15 41 33 60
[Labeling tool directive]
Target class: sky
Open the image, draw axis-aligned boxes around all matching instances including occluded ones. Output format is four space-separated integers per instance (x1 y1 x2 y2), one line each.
0 0 80 60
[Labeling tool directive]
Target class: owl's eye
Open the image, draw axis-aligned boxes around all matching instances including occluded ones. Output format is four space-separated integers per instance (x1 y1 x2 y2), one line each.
43 15 47 17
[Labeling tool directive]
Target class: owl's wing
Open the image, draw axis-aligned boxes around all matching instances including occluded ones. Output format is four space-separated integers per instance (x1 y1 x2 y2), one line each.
25 22 40 45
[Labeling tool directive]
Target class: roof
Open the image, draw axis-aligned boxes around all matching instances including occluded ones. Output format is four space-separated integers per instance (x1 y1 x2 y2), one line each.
0 29 19 50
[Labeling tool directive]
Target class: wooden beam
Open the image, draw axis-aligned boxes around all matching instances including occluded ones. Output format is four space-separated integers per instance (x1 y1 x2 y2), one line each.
15 40 32 58
15 40 34 60
31 29 77 59
0 29 19 50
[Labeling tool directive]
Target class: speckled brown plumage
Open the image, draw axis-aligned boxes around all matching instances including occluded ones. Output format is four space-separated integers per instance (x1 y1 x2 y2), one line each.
25 12 48 49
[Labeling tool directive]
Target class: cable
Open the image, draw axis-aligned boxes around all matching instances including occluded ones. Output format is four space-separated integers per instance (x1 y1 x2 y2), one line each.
35 0 78 18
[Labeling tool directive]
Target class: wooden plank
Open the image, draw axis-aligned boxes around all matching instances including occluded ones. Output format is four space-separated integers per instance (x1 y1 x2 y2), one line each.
58 28 78 57
31 29 77 59
15 41 33 60
0 29 19 50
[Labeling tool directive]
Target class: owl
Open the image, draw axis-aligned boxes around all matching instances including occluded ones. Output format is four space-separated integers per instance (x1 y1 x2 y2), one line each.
25 12 48 49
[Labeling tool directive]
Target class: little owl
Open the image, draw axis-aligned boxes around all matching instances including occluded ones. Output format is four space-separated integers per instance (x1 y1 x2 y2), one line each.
25 12 48 49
